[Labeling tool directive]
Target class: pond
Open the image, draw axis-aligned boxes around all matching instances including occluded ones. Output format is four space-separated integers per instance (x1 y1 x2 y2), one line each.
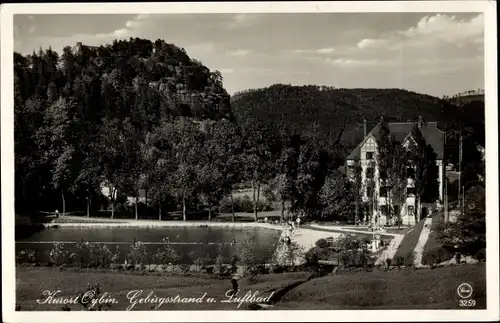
16 226 281 265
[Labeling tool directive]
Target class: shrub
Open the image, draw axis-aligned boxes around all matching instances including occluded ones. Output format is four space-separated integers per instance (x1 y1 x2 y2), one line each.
193 254 211 272
475 248 486 261
46 242 76 267
214 244 226 276
218 197 233 213
151 238 180 265
220 195 274 213
422 248 448 265
316 238 329 249
393 255 405 267
404 253 415 267
331 234 362 251
88 244 114 268
305 246 331 265
284 242 304 267
126 242 149 268
16 249 37 264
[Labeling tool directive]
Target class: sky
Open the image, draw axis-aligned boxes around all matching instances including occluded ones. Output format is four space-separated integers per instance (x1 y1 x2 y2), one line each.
13 12 485 97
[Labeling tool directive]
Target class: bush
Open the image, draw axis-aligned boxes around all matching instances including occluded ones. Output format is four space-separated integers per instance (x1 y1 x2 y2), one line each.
16 249 37 264
46 242 76 267
219 195 274 214
393 255 405 267
151 238 180 265
422 247 453 265
214 244 226 276
90 244 116 268
218 197 233 213
192 254 212 273
316 238 329 249
331 234 362 251
475 248 486 261
305 246 331 265
404 253 414 266
435 186 485 257
126 242 149 268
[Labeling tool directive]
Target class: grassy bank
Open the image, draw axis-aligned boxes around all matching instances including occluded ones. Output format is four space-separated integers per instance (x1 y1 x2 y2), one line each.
393 212 453 265
16 267 308 311
276 263 486 309
393 215 430 260
15 263 486 310
421 213 454 265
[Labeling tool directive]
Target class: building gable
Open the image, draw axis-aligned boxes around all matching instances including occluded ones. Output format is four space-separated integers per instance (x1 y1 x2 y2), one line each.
347 120 445 160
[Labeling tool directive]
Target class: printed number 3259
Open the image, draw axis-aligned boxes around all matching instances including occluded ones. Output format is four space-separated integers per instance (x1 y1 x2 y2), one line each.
459 299 476 307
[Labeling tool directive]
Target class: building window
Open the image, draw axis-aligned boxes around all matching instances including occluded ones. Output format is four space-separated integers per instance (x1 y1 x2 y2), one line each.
366 167 375 179
407 167 415 179
347 166 355 180
407 187 416 197
380 186 388 197
366 152 374 160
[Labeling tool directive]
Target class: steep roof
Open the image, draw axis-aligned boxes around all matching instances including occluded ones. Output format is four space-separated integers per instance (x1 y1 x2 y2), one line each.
346 121 445 160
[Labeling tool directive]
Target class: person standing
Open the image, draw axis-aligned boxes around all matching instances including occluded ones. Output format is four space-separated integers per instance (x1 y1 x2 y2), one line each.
296 216 301 229
229 255 239 296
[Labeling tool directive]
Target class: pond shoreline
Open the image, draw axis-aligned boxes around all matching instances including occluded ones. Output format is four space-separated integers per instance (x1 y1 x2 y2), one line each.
43 218 285 231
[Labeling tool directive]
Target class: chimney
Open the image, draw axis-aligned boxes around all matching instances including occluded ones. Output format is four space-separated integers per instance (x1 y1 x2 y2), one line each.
363 118 367 137
418 116 423 128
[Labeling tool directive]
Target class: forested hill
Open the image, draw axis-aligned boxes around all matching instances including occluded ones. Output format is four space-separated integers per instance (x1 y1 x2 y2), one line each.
231 84 484 150
14 38 231 213
446 94 485 107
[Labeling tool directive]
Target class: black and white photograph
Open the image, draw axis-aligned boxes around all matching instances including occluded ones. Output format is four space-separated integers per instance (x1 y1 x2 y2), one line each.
1 1 498 322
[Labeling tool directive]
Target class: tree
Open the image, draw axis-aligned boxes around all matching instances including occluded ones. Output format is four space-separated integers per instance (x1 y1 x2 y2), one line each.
388 144 409 227
168 118 204 221
349 157 363 224
41 97 80 216
197 120 226 221
144 128 173 221
376 118 395 224
272 127 300 222
293 139 322 218
364 160 376 223
240 117 279 221
93 119 128 219
205 119 243 222
436 186 485 258
319 170 355 221
408 125 440 219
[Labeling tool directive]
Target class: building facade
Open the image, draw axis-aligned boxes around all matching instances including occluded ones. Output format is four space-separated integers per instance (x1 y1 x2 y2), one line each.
346 117 445 226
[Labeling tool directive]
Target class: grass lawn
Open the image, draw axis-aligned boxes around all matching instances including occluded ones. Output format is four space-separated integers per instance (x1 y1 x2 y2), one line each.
16 263 485 310
421 213 455 265
393 215 428 260
276 263 486 310
393 212 453 264
16 267 309 311
48 210 284 224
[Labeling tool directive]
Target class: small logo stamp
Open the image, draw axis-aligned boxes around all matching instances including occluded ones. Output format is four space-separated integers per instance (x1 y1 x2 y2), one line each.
457 283 473 299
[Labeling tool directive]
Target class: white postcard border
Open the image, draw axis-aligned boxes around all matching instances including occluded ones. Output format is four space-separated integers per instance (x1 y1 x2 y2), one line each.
1 1 498 322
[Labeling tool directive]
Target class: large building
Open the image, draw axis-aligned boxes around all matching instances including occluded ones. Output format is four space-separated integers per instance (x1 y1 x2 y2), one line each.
346 116 445 226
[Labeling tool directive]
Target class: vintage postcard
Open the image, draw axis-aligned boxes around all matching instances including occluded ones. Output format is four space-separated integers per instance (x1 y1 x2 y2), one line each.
1 1 498 322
